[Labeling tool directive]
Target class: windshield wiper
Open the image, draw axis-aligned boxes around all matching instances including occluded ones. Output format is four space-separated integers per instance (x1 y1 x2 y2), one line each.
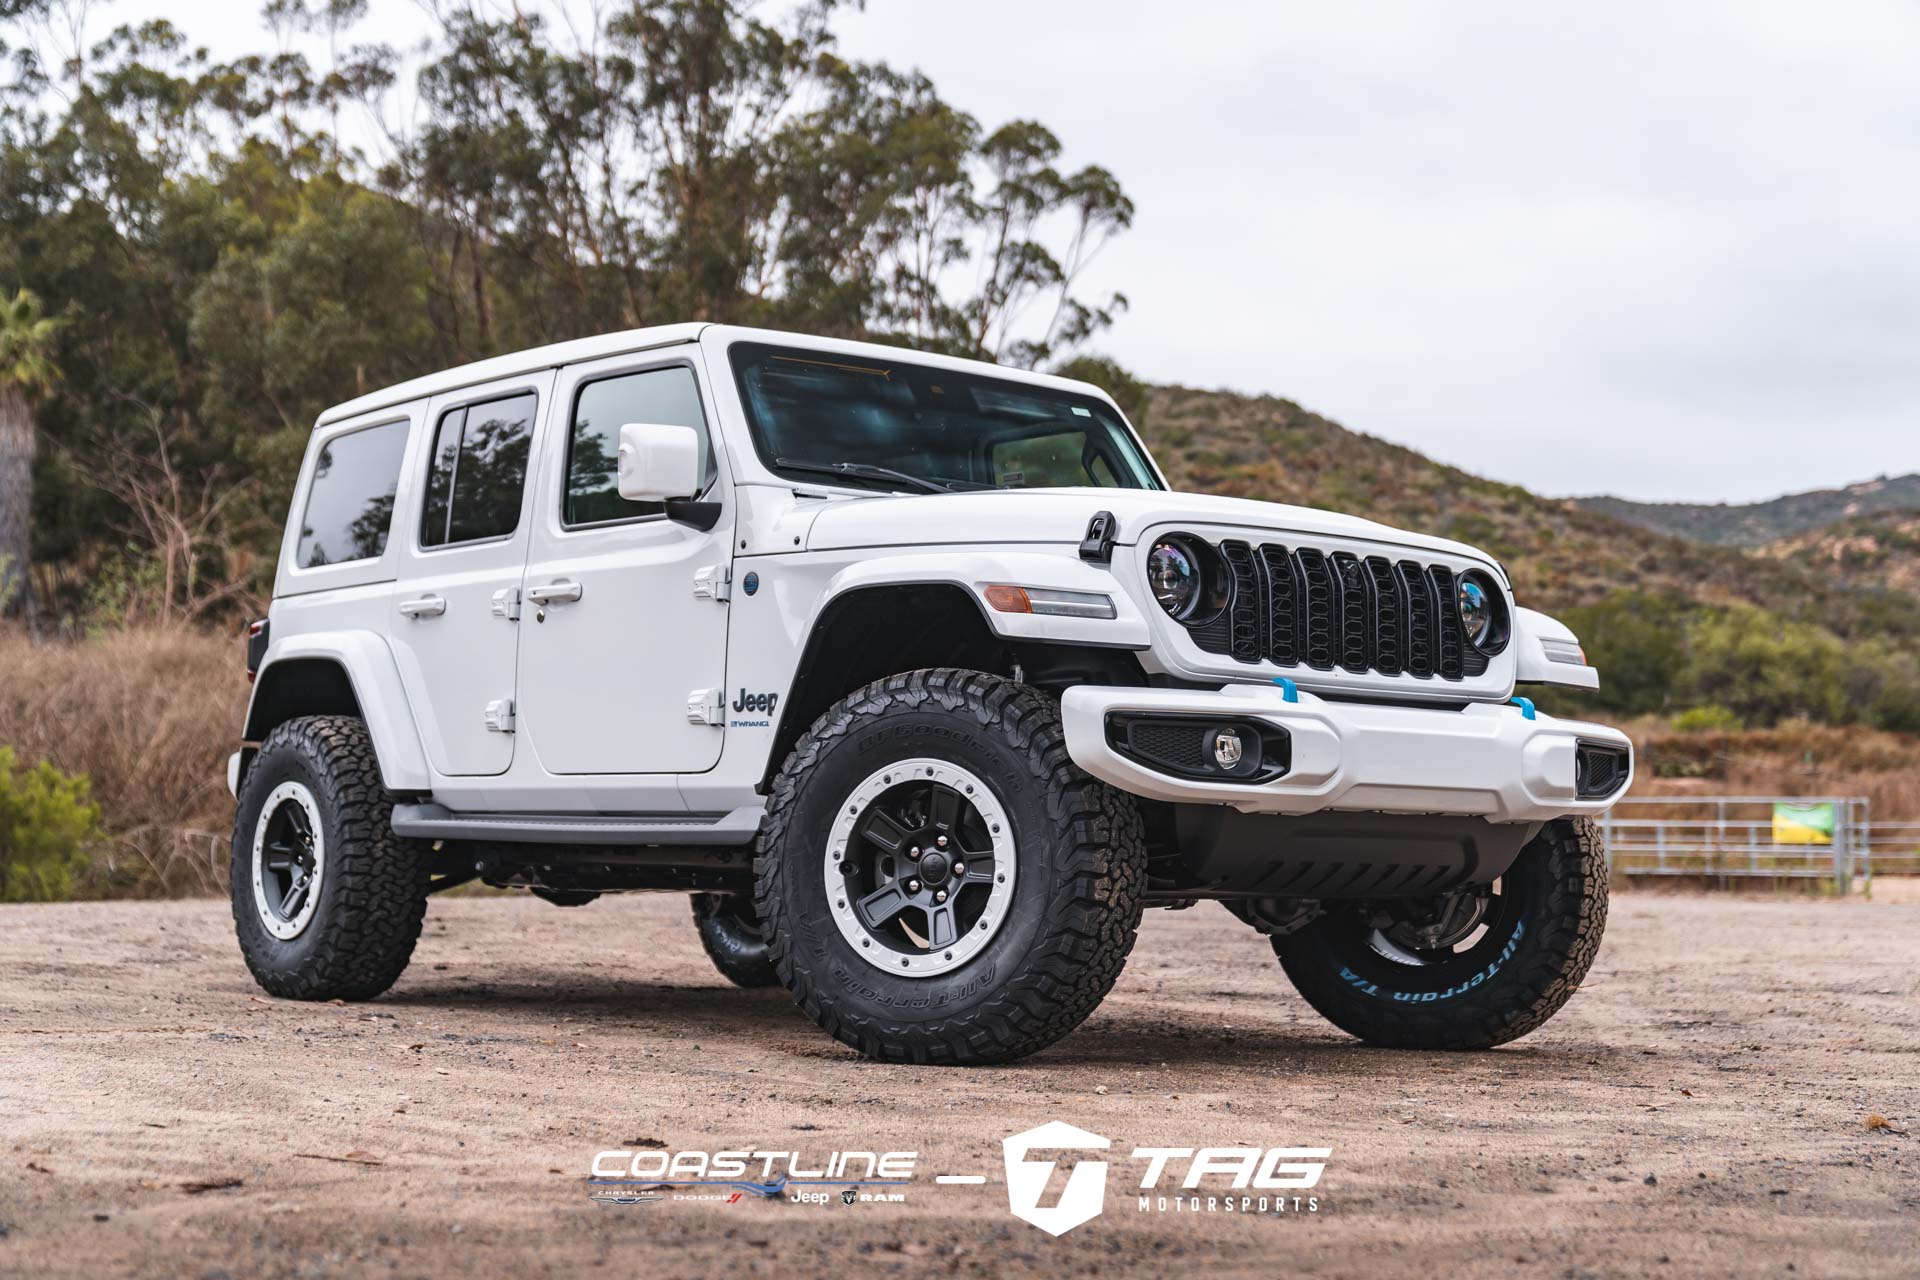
772 458 986 494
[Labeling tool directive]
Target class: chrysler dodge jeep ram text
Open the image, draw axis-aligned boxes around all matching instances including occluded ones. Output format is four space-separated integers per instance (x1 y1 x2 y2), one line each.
228 324 1631 1064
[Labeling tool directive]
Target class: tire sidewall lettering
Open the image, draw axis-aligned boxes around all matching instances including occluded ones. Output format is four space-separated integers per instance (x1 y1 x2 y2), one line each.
1342 920 1528 1003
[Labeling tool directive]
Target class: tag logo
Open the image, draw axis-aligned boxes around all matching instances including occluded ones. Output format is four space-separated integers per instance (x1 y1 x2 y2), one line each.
1003 1121 1110 1237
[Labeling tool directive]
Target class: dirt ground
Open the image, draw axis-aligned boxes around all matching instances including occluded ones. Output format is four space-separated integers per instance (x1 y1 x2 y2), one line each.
2 888 1916 1280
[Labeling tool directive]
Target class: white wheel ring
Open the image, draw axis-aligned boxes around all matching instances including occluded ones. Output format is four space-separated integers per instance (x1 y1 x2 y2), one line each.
251 781 326 940
825 758 1017 978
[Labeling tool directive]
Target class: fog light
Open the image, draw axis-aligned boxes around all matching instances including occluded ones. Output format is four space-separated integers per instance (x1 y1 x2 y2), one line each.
1211 728 1245 769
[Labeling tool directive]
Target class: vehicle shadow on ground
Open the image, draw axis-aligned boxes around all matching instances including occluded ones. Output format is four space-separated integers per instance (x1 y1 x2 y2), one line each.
378 977 804 1020
365 975 1607 1074
1039 1023 1588 1072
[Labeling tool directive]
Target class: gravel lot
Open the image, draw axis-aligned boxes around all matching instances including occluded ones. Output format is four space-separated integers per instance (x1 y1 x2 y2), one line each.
2 889 1916 1279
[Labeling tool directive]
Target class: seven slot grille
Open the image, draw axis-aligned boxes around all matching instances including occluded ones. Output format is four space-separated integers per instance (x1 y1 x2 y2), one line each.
1189 541 1493 681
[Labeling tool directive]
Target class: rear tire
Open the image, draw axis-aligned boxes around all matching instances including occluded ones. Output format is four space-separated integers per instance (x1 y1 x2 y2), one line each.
1273 817 1607 1049
230 716 430 1001
692 893 779 988
756 669 1147 1065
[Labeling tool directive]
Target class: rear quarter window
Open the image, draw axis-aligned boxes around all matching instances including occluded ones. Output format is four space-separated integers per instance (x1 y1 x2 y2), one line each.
295 419 410 569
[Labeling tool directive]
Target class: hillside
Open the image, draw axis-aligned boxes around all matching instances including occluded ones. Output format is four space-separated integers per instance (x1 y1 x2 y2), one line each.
1575 473 1920 548
1759 510 1920 596
1137 385 1920 636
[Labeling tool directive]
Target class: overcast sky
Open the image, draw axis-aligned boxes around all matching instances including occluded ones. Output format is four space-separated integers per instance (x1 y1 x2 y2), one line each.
104 1 1920 502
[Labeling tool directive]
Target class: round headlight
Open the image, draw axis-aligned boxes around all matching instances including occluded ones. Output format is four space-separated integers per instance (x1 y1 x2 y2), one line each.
1457 576 1491 645
1456 571 1510 652
1147 539 1201 619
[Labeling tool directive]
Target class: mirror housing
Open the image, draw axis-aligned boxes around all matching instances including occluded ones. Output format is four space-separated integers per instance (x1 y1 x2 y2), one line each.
616 422 702 502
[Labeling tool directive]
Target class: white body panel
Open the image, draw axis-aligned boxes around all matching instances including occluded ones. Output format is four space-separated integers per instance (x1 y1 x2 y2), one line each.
1060 684 1632 824
254 589 433 792
1513 606 1601 690
516 351 732 775
242 322 1624 827
387 370 556 777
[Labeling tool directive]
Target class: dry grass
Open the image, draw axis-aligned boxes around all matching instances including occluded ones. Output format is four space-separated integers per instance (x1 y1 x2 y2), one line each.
0 625 244 895
1622 716 1920 820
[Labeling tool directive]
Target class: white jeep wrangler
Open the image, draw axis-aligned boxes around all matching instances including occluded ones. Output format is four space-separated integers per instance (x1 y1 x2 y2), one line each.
229 324 1631 1065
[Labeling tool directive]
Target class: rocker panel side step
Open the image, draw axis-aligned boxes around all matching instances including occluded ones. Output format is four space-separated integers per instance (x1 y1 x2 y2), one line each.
392 802 765 846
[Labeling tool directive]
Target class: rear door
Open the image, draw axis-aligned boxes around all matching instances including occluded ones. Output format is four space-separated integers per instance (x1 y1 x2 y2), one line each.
388 371 555 777
516 353 732 774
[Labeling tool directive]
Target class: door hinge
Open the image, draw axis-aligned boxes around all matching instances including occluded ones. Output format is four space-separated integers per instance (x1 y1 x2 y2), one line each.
692 564 732 602
490 586 521 621
484 698 516 733
686 688 725 726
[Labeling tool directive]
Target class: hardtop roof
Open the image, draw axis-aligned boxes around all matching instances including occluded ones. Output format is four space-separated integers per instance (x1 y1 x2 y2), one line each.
313 322 709 427
311 322 1119 429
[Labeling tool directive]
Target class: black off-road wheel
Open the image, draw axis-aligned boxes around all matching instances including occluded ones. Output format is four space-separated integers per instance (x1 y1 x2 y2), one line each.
1273 817 1607 1050
230 715 431 1001
691 893 779 988
756 669 1147 1066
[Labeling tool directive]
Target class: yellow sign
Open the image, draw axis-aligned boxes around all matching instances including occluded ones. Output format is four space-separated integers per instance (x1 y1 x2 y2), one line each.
1773 803 1835 846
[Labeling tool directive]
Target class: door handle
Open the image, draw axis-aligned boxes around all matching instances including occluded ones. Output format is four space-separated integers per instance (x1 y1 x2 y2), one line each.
526 580 584 606
398 594 447 619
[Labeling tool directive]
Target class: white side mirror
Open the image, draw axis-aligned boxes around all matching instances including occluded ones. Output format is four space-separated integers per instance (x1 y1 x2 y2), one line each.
616 423 702 502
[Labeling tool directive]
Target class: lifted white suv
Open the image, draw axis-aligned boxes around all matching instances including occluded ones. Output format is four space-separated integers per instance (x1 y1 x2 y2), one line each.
230 324 1631 1064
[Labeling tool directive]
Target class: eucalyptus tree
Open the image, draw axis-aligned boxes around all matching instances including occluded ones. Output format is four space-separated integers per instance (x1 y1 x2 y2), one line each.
0 286 60 615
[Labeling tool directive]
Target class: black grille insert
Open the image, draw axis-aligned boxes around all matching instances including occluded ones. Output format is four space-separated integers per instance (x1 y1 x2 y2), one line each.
1185 541 1503 683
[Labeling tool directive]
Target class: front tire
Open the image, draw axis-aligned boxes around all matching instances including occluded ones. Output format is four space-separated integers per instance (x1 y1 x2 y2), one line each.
1273 817 1607 1049
756 669 1147 1065
230 716 430 1001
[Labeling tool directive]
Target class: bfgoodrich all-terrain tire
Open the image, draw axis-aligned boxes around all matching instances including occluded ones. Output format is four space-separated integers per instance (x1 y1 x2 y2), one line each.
691 893 779 988
230 715 431 1001
1274 817 1608 1050
756 669 1147 1065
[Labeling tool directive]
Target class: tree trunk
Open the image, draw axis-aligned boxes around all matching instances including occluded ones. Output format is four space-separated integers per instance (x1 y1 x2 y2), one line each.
0 384 35 617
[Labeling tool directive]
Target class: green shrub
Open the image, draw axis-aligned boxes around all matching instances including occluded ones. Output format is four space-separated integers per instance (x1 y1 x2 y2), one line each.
0 747 106 902
1554 592 1920 734
1671 704 1742 733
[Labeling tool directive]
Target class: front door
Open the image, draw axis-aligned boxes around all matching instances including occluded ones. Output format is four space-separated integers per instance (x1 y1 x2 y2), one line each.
516 353 732 774
388 371 555 777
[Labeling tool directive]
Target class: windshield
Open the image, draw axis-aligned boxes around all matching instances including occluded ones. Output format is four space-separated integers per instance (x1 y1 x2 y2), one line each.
729 342 1161 494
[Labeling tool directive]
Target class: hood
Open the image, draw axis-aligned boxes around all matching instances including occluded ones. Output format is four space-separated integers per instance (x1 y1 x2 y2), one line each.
802 487 1496 567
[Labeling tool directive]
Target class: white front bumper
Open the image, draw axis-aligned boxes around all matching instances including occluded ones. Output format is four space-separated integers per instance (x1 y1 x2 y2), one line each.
1061 684 1631 824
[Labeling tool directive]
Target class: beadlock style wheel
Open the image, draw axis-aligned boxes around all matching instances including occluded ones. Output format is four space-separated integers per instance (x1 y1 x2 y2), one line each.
824 758 1017 978
230 716 431 1002
251 781 327 940
755 669 1148 1065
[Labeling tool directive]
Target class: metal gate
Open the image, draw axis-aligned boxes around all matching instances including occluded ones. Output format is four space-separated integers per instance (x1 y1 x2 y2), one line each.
1599 796 1876 892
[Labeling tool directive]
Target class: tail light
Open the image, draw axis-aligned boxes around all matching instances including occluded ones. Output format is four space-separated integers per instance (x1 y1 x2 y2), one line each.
246 619 269 683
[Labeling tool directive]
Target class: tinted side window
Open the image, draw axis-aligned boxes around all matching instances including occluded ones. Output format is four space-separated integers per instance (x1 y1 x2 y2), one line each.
295 419 410 569
565 366 709 526
421 392 537 548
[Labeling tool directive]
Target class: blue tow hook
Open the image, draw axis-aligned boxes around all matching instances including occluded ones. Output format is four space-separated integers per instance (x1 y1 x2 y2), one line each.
1272 676 1299 703
1510 696 1537 721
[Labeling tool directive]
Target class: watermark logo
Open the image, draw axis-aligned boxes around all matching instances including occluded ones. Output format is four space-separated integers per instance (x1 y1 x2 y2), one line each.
1003 1121 1111 1237
586 1129 1328 1232
1002 1123 1331 1235
588 1147 916 1204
